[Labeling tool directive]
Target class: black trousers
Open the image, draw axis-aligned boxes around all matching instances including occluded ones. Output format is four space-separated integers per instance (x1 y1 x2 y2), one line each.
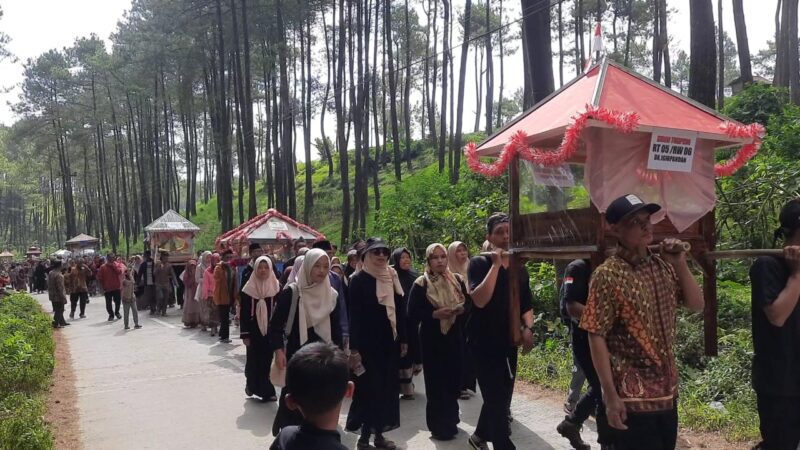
52 302 67 326
568 330 614 444
218 304 230 339
70 292 88 316
104 289 121 316
756 393 800 450
610 407 678 450
472 344 517 450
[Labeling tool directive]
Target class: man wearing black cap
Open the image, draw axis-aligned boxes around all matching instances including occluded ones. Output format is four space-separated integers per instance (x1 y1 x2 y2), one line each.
749 198 800 450
313 240 349 348
466 212 535 450
580 194 703 449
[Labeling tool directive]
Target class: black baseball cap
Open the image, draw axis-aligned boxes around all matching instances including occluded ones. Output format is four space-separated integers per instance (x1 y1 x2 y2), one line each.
605 194 662 225
362 237 390 258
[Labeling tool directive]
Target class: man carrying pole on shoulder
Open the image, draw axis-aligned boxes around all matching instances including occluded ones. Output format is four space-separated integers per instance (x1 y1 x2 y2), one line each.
750 198 800 450
580 194 704 450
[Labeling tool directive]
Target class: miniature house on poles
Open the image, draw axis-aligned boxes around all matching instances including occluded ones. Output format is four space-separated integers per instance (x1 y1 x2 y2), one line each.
215 209 326 254
65 234 100 255
145 210 201 263
467 60 764 355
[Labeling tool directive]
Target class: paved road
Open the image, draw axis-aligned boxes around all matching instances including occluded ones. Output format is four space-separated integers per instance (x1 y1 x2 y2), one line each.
37 293 598 449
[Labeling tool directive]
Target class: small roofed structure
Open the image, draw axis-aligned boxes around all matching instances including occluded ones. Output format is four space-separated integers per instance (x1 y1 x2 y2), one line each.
25 246 42 258
467 59 765 356
65 234 100 254
216 209 325 252
0 251 13 263
727 75 772 96
145 210 201 263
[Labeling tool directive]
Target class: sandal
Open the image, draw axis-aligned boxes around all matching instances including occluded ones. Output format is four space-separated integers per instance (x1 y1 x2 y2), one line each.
373 436 396 450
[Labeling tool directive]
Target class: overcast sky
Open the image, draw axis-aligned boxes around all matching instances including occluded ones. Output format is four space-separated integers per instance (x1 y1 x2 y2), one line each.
0 0 779 156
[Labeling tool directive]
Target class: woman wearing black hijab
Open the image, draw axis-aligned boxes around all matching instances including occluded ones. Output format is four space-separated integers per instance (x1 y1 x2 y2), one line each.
391 247 420 399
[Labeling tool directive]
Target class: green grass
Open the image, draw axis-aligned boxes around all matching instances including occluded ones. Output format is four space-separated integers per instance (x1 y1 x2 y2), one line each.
0 293 55 449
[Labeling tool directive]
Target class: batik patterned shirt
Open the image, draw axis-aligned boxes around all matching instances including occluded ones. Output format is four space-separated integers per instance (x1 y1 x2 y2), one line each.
579 253 683 413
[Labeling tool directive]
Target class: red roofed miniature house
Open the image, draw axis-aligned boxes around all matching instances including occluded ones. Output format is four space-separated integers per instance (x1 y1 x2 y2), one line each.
215 209 326 253
467 59 764 355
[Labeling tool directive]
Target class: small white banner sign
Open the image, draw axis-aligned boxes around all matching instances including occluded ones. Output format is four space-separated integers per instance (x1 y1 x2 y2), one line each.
646 129 697 173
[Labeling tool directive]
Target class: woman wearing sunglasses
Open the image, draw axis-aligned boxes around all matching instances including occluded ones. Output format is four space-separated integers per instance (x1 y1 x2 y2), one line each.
346 238 407 450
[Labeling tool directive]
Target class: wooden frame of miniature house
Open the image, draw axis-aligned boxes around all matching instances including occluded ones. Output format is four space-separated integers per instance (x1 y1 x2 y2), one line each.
473 60 761 356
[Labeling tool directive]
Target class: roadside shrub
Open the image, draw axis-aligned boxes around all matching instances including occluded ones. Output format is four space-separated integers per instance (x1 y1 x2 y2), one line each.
0 293 55 450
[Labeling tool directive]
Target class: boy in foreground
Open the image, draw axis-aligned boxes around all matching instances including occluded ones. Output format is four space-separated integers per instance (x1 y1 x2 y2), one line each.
270 342 354 450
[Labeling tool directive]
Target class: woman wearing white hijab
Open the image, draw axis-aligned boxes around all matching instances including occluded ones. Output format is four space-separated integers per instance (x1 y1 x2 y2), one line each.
408 243 469 440
346 238 407 450
269 248 342 435
240 256 281 402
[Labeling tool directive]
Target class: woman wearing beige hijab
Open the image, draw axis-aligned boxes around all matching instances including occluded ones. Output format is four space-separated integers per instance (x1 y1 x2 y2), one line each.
269 248 342 435
346 238 407 450
240 256 281 402
408 243 469 441
448 241 477 399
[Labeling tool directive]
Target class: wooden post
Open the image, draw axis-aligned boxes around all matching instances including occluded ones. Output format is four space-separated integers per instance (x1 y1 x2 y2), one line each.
508 156 522 346
701 210 718 356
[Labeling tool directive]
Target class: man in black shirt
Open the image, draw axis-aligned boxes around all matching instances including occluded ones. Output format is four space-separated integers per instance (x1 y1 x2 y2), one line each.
750 198 800 450
467 212 535 450
556 259 613 450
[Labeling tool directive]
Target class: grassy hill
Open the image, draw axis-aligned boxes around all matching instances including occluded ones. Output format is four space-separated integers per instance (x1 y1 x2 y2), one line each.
190 134 490 252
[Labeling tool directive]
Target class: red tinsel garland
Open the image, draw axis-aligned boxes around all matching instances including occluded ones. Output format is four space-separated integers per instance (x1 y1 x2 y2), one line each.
464 105 639 177
713 122 765 177
465 107 764 178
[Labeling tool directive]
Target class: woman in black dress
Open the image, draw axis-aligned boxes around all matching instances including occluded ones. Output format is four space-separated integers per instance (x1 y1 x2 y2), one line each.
269 248 342 436
390 247 420 399
346 238 407 450
240 256 280 402
407 243 468 440
33 261 48 293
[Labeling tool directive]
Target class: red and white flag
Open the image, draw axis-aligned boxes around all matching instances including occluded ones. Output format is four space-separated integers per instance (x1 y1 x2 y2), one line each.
591 22 604 54
584 22 604 71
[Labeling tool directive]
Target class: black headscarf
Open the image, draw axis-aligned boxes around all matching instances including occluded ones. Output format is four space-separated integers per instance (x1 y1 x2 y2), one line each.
390 248 418 300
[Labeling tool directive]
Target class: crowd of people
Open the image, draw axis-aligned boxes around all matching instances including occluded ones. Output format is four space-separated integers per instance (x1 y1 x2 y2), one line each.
6 193 800 450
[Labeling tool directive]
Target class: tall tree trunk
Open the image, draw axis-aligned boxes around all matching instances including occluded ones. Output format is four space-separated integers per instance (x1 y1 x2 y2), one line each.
438 0 450 173
240 0 258 219
450 0 472 184
403 0 413 170
334 0 351 245
653 0 662 83
688 0 717 108
717 0 725 108
732 0 753 84
522 0 555 107
659 0 671 86
385 0 402 180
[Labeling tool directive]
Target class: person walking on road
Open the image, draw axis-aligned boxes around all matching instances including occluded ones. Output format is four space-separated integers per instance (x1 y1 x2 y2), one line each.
154 251 175 317
407 243 469 441
47 259 70 328
121 268 141 330
69 260 92 320
180 259 201 328
749 198 800 450
137 251 158 314
213 250 236 343
447 241 477 400
97 253 124 321
467 213 536 450
580 194 703 450
270 248 342 436
346 238 407 450
391 247 420 400
240 254 280 402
